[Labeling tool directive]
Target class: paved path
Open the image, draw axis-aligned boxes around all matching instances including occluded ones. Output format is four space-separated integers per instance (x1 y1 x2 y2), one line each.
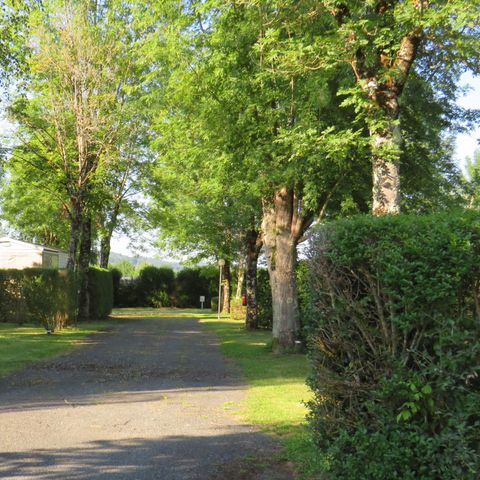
0 316 291 479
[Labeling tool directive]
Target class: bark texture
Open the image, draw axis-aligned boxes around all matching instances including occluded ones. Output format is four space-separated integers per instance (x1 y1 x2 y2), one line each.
262 188 312 352
99 233 112 269
235 256 246 299
245 229 263 330
77 218 92 321
221 260 231 314
334 2 424 215
66 198 82 270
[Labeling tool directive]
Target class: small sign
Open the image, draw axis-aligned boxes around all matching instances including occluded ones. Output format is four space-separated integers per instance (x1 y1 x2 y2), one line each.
200 295 205 309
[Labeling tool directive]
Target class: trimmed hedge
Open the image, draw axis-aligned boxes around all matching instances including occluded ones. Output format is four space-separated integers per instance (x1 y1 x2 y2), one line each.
256 268 272 329
305 211 480 479
88 267 113 319
230 297 246 321
0 268 77 331
176 266 217 308
137 266 175 307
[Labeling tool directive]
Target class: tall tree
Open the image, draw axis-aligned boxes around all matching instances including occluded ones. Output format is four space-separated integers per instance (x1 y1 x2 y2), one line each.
148 1 370 350
5 0 148 319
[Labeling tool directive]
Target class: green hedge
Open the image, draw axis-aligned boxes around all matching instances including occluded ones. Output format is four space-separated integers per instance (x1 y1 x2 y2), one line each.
0 268 77 331
88 267 113 319
305 211 480 479
137 266 175 307
256 268 272 329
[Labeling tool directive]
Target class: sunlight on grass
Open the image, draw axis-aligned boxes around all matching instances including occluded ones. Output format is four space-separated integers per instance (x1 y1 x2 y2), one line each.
198 312 326 479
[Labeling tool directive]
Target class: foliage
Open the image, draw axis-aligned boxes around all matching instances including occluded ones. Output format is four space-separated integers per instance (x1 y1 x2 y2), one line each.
88 267 113 319
0 268 77 331
175 266 218 308
230 297 246 322
136 265 175 307
256 268 272 329
305 211 480 479
210 296 218 312
296 259 314 340
110 267 122 308
110 259 136 278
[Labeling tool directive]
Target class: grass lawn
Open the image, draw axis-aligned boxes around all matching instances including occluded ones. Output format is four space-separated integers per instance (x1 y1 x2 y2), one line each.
198 312 326 479
0 319 120 377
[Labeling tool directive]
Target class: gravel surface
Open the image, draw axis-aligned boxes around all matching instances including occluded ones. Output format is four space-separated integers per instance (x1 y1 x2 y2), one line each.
0 316 294 480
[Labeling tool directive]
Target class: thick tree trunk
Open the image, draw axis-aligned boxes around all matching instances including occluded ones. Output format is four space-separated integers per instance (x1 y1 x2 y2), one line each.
77 217 92 321
371 122 401 215
99 232 112 269
262 188 310 352
221 260 231 314
245 229 263 330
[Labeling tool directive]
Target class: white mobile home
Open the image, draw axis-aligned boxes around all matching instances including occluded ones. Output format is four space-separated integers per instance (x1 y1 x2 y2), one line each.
0 237 68 269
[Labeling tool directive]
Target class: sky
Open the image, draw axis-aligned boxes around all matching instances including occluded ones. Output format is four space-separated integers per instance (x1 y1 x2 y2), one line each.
1 73 480 258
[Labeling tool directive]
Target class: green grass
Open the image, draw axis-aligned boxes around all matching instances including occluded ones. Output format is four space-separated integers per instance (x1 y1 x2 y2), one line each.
0 318 123 377
198 312 327 479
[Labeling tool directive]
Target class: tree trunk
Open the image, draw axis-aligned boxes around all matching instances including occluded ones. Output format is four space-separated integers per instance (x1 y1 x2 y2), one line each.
66 199 82 270
235 256 245 299
99 231 112 269
245 229 263 330
77 217 92 321
262 188 310 352
371 121 401 215
221 260 231 314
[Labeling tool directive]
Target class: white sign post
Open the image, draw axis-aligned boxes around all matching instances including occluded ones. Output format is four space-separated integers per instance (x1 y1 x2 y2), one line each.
200 295 205 309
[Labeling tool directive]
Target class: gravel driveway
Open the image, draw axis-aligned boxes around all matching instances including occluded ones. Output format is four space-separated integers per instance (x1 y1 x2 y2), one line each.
0 316 293 479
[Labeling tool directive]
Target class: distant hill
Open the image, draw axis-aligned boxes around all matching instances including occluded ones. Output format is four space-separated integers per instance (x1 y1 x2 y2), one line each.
109 252 183 272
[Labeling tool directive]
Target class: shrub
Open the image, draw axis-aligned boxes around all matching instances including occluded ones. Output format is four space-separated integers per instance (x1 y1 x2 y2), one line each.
296 260 313 339
110 267 122 308
305 211 480 479
211 296 218 312
0 268 77 330
88 267 113 319
256 268 272 329
176 266 217 308
116 279 140 308
147 290 170 308
137 266 175 307
230 297 246 321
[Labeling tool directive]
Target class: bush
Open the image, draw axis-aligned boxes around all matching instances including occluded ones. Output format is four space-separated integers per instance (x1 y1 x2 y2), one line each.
256 268 272 329
305 211 480 479
0 268 77 330
176 266 218 308
210 296 218 312
230 297 246 321
116 279 140 308
137 266 175 307
110 267 122 308
88 267 113 319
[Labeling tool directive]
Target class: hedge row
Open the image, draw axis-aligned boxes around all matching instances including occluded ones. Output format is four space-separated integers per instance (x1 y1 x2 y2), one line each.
113 266 218 308
88 267 113 319
304 211 480 479
0 268 77 331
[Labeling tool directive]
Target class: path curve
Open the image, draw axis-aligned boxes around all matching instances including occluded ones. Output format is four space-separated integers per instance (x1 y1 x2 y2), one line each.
0 315 292 479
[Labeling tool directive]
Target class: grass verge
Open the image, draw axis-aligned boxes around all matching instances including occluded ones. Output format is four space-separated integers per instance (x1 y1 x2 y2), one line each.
198 312 326 479
0 319 121 377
